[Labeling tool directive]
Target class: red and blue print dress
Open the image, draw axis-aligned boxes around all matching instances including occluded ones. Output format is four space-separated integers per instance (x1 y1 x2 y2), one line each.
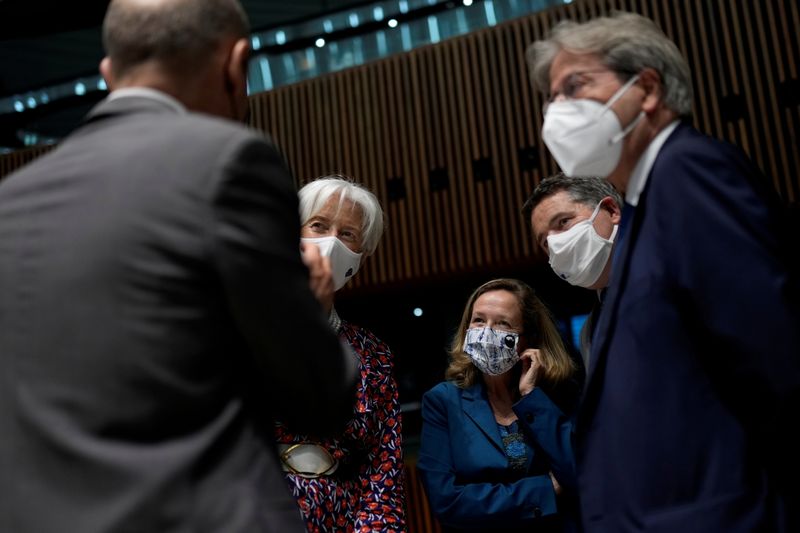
275 310 406 532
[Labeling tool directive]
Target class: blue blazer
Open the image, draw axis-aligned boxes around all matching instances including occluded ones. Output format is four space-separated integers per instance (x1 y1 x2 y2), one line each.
579 123 800 532
417 381 576 532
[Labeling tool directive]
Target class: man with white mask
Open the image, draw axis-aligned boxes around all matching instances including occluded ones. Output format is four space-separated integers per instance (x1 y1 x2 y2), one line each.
527 11 800 533
523 174 622 365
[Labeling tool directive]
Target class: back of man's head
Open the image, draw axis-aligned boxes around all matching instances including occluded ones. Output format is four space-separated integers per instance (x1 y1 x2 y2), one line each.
102 0 249 81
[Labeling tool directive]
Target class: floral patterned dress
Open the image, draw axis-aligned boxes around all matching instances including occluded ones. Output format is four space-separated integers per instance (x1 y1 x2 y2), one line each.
275 311 406 532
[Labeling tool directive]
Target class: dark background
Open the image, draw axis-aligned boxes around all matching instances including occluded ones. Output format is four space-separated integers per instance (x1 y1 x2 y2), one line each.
0 0 376 146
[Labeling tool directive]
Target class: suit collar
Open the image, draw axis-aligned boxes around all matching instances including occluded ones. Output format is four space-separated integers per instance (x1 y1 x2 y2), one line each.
462 383 538 472
625 120 681 206
107 88 186 114
462 383 505 453
83 91 184 126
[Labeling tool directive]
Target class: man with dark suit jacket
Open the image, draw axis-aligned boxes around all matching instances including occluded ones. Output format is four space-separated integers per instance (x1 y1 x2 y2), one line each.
0 1 357 531
527 12 800 532
524 174 622 368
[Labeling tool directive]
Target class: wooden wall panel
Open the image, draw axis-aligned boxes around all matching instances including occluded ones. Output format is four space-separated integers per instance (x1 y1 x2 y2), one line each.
2 0 798 291
0 145 53 180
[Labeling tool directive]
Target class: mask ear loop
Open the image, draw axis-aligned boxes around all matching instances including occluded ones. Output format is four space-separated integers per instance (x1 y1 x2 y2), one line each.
601 73 644 145
611 111 645 144
590 199 619 245
587 201 605 223
602 73 640 111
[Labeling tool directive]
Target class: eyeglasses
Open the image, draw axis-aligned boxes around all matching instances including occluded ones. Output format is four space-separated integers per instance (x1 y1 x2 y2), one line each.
543 68 623 112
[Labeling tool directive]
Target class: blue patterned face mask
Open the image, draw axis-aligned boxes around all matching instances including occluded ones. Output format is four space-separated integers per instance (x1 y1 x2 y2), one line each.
464 327 520 375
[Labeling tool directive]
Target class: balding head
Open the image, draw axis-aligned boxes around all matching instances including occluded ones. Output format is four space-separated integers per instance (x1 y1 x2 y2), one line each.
100 0 251 120
102 0 249 80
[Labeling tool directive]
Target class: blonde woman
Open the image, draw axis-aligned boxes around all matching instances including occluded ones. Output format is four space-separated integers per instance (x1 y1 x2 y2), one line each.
418 278 578 532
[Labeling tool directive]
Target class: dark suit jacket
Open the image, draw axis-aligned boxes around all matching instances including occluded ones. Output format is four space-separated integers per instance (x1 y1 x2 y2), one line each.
0 95 357 533
417 381 576 532
578 122 800 532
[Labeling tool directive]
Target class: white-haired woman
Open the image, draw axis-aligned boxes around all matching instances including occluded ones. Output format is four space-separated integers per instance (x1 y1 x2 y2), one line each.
275 176 406 532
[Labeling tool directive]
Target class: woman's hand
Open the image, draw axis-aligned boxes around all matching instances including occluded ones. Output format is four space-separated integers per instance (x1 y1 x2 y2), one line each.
301 242 334 314
519 348 544 396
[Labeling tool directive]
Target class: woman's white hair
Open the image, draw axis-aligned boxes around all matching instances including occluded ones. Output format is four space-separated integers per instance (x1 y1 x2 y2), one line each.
526 12 693 117
298 175 385 255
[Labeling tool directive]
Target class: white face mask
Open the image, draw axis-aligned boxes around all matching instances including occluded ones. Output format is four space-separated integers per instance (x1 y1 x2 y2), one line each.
547 202 618 288
301 236 362 291
542 74 643 178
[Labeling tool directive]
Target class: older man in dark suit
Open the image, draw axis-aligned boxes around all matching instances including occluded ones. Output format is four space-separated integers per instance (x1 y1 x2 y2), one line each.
0 1 357 532
528 12 800 533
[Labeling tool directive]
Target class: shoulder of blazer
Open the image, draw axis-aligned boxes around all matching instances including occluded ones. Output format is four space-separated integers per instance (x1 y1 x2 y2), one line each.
82 96 269 148
424 381 480 406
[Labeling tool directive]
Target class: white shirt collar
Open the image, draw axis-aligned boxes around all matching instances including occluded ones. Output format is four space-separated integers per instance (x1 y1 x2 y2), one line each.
106 88 186 114
625 120 680 206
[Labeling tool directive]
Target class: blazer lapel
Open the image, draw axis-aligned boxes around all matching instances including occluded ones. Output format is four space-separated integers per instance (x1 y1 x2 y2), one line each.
580 186 648 429
581 124 691 423
462 384 505 454
585 211 636 384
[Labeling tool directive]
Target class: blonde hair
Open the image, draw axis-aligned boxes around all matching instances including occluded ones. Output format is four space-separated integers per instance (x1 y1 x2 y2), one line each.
446 278 575 388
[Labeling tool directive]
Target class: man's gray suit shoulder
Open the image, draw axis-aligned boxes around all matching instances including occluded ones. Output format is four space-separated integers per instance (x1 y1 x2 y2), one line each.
172 113 278 153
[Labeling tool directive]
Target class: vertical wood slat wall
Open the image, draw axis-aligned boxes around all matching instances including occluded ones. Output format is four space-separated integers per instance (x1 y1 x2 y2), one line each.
0 146 53 180
249 0 800 290
2 0 798 292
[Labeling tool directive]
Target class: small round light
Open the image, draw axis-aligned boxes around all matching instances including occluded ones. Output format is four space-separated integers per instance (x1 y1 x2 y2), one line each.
315 37 326 48
463 0 473 6
413 307 423 317
388 18 399 28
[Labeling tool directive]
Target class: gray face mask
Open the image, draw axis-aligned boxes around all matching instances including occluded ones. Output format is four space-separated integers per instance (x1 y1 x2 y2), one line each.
464 327 520 375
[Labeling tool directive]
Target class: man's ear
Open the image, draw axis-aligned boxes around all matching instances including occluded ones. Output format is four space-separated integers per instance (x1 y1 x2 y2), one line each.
601 196 622 224
225 38 250 94
638 67 663 114
99 57 116 91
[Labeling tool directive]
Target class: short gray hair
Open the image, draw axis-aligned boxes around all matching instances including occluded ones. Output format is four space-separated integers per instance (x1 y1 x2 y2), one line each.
298 176 385 256
103 0 249 78
522 173 623 220
526 12 693 117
